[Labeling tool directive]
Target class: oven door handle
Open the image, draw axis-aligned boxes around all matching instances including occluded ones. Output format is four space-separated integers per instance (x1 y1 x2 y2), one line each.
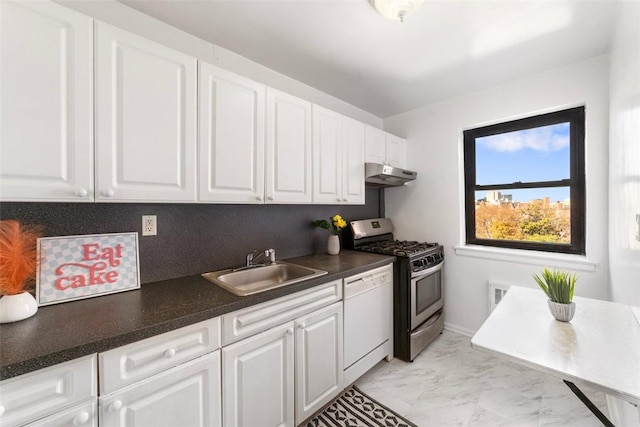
413 309 443 336
411 261 443 279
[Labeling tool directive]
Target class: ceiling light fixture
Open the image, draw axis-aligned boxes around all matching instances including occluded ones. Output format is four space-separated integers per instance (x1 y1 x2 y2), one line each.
372 0 424 23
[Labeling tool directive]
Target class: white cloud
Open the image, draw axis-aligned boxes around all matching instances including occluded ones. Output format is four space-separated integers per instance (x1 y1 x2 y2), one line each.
477 123 569 153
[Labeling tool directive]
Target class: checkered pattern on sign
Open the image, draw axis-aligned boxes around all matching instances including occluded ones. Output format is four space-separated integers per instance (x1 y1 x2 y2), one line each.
37 233 139 304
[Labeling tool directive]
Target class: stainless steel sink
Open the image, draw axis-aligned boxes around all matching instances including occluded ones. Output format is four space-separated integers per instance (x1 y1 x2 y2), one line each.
202 261 327 296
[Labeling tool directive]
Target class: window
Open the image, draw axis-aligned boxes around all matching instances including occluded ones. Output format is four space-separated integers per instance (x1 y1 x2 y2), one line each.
463 106 585 255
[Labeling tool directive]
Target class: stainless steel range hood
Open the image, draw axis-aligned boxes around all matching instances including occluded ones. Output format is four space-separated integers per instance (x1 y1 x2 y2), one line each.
365 163 417 187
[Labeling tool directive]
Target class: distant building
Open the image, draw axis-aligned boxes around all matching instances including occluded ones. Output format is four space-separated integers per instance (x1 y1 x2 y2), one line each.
486 191 512 205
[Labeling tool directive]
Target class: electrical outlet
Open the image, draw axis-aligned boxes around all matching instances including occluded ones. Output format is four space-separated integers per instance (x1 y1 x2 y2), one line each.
142 215 157 236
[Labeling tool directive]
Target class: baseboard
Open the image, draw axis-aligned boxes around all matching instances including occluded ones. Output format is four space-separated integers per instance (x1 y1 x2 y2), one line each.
606 394 640 426
444 322 476 337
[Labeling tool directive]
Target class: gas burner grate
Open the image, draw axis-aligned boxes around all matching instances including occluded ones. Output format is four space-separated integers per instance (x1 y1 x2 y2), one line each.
356 240 439 257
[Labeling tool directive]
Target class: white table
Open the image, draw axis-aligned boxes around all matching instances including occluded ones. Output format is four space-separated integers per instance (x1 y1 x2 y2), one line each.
471 286 640 425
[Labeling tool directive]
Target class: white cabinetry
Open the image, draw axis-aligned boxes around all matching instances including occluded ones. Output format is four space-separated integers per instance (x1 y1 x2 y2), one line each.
295 302 344 424
25 400 97 427
341 117 365 204
312 106 342 204
95 22 197 202
198 62 266 203
222 323 295 427
221 280 343 426
312 106 365 204
364 126 407 169
364 126 386 165
0 355 97 427
0 1 93 202
266 89 313 204
98 318 221 427
385 133 407 169
100 352 221 427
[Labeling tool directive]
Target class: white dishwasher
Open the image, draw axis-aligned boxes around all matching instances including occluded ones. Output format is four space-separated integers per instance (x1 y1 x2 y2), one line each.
343 264 393 382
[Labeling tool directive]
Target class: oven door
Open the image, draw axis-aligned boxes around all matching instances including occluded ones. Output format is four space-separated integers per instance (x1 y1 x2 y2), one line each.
410 261 444 330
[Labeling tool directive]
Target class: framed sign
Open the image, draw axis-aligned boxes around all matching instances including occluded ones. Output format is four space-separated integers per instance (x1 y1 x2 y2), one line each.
36 232 140 306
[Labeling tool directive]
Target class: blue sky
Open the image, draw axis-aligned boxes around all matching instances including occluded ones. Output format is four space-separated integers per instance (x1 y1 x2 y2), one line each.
475 123 570 202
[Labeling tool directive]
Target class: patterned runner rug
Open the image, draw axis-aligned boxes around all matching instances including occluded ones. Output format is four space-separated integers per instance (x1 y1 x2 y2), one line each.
305 386 417 427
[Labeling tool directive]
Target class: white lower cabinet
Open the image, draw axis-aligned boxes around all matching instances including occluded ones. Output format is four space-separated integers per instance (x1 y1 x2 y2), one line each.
100 351 221 427
0 355 97 427
222 322 295 427
25 399 97 427
295 302 344 424
221 301 344 427
221 280 344 427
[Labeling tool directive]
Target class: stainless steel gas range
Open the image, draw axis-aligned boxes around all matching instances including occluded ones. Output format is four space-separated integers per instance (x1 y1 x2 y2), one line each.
348 218 444 362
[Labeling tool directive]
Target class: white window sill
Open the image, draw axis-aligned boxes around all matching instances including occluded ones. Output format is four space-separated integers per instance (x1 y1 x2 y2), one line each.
453 245 597 272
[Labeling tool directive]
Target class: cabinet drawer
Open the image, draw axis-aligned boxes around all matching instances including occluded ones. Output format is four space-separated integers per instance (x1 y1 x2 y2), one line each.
100 351 221 427
99 318 220 395
222 280 342 345
0 354 97 427
25 398 97 427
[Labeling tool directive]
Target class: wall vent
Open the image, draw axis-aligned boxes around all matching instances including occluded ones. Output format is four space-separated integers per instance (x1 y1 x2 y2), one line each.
489 281 510 312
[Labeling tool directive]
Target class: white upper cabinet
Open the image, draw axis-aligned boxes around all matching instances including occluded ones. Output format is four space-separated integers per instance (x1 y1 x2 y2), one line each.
265 89 312 204
312 105 342 204
95 22 197 202
312 106 365 204
385 133 407 168
199 62 265 203
364 125 386 165
364 126 407 169
341 117 365 204
0 1 93 202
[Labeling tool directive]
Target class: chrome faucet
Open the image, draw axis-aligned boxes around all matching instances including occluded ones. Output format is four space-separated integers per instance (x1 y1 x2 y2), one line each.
245 248 276 267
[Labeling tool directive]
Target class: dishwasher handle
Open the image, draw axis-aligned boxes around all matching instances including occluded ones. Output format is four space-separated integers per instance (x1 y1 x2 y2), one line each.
344 272 390 299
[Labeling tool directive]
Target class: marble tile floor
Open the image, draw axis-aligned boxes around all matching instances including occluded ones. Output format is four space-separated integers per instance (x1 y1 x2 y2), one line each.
355 330 609 427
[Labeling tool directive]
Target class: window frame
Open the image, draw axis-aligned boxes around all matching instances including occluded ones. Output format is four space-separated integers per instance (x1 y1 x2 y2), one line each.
463 106 586 255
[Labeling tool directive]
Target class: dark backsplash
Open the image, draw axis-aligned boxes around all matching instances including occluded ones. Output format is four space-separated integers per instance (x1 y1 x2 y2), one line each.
0 189 383 284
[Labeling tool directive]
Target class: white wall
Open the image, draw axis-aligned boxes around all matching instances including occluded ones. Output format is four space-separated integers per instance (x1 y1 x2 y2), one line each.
608 1 640 308
384 55 610 335
56 0 382 128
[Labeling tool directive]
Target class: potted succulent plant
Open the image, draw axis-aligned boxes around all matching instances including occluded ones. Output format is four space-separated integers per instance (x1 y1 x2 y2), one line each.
0 220 42 323
533 267 578 322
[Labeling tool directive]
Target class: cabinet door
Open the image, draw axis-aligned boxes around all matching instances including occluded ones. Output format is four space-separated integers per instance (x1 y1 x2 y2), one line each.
312 105 342 204
99 318 220 395
95 22 197 202
0 355 96 427
386 133 407 169
25 399 97 427
100 351 221 427
364 125 386 165
295 302 344 424
222 323 294 427
265 88 312 204
199 62 265 203
0 1 93 202
342 117 365 205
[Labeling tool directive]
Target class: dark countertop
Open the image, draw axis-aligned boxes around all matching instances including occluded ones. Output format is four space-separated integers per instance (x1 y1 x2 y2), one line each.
0 250 394 380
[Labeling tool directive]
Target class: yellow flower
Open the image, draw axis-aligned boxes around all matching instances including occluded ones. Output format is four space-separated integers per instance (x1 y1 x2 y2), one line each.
332 215 347 230
314 214 347 234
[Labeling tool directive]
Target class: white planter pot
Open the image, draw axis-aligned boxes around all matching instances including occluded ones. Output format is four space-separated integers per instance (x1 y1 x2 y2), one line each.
0 291 38 323
547 300 576 322
327 234 340 255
